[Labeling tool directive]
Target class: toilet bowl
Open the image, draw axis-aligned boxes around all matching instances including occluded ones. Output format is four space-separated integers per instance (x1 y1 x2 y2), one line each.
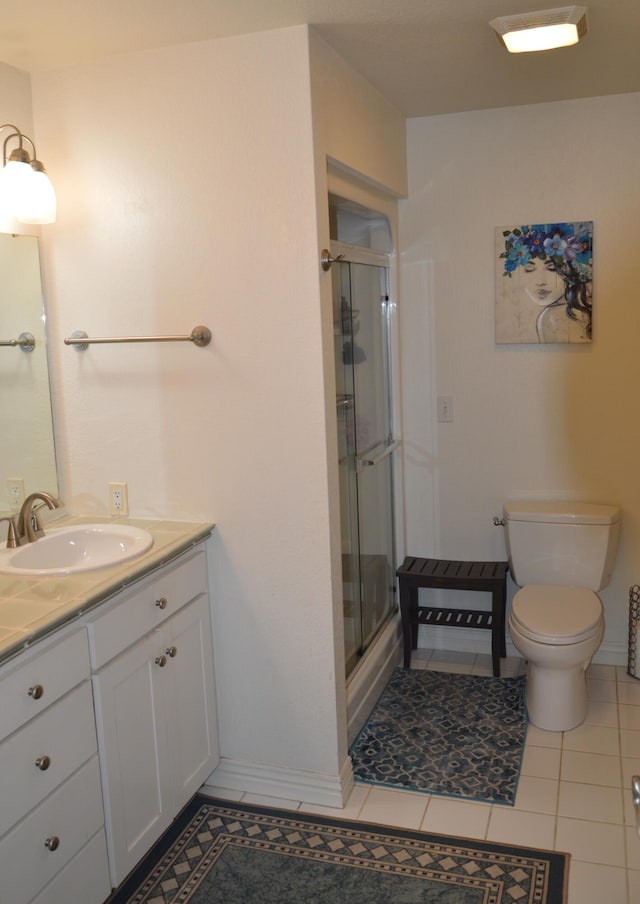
503 500 620 731
509 584 604 731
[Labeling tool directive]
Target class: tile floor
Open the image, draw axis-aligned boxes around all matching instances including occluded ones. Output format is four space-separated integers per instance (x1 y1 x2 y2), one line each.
208 650 640 904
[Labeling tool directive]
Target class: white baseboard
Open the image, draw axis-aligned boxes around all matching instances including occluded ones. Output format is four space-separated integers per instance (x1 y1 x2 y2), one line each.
203 754 354 809
415 625 629 667
592 639 628 667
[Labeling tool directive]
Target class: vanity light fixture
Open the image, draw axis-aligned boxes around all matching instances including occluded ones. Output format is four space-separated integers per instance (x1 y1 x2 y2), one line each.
0 124 56 224
490 6 589 53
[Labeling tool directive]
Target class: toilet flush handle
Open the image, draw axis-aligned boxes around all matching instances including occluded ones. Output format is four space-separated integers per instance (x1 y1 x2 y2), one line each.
493 516 505 526
633 776 640 837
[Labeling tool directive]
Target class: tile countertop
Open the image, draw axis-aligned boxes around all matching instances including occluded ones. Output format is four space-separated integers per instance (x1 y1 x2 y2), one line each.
0 516 214 667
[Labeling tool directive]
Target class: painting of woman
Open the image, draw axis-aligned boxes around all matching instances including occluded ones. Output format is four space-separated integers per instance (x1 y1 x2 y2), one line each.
495 221 593 344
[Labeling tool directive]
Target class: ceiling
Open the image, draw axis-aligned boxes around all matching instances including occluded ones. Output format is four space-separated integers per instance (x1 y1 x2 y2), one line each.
1 0 639 117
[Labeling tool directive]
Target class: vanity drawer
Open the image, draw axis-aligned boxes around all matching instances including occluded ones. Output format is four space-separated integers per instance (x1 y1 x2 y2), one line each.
0 755 104 904
31 829 111 904
88 549 207 668
0 681 98 837
1 629 90 739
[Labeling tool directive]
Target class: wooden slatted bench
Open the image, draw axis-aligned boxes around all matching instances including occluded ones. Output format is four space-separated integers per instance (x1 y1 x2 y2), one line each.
396 557 510 677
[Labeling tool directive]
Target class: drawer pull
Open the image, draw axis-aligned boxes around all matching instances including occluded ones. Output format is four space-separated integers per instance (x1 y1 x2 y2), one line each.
155 654 167 667
155 597 168 610
35 755 51 771
166 645 177 658
28 684 44 700
44 836 60 851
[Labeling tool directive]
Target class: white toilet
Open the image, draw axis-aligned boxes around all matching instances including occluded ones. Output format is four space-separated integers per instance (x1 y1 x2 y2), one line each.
504 500 621 731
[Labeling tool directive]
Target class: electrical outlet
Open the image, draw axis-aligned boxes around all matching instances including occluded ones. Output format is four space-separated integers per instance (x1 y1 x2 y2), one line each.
108 482 129 517
7 478 25 510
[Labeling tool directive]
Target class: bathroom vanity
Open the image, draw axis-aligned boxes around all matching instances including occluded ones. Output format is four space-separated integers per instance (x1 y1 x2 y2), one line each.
0 519 218 903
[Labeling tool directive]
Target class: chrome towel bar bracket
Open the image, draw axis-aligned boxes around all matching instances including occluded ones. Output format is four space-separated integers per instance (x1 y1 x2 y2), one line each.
0 332 35 352
320 249 345 271
64 325 212 351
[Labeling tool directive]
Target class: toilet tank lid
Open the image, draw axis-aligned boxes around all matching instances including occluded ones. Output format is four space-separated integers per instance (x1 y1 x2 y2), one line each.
504 501 620 525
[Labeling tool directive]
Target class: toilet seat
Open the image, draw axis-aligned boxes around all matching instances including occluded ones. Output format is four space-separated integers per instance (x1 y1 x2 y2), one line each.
511 585 603 645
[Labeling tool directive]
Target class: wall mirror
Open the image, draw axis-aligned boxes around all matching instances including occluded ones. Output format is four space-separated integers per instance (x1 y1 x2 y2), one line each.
0 233 59 516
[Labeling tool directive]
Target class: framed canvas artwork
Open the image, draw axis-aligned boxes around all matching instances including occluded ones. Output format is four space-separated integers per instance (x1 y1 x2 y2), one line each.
495 221 593 344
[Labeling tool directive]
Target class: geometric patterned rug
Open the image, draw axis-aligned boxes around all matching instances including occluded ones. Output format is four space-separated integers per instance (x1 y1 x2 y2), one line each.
350 669 527 805
109 795 568 903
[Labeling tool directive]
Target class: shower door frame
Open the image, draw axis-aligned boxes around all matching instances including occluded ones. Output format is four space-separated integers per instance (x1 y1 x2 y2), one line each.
331 239 402 679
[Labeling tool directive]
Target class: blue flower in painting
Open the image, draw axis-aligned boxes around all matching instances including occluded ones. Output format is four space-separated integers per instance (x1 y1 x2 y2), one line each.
526 228 546 257
508 240 531 268
543 233 568 258
500 221 592 282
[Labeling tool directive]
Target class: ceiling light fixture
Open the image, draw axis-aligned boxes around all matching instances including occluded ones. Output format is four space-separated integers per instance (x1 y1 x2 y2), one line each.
490 6 589 54
0 124 56 225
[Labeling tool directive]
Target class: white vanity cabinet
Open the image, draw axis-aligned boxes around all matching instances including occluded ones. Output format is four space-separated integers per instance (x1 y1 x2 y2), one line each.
0 628 111 904
89 547 219 887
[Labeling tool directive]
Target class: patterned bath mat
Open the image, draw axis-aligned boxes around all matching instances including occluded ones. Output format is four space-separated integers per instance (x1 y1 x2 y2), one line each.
350 668 527 804
110 795 568 903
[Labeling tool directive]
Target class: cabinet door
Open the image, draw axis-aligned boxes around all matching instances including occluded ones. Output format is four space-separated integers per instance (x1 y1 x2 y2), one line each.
165 594 219 800
93 635 173 886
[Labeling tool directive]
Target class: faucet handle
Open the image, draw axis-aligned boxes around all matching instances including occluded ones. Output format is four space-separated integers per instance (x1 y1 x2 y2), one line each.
29 503 49 539
0 517 18 549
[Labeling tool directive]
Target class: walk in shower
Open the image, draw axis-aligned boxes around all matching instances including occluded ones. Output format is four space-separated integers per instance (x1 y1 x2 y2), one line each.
329 195 400 680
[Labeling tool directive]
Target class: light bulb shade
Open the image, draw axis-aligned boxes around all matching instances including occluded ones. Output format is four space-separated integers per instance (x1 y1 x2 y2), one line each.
0 159 34 218
490 6 589 54
16 167 57 224
502 22 579 52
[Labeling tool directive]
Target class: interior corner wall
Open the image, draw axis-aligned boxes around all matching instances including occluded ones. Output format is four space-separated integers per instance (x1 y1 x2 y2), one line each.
29 26 346 788
308 30 407 200
308 31 407 766
400 93 640 664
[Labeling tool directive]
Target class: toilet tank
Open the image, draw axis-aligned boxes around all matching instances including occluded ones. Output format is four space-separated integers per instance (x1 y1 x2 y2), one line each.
503 501 621 590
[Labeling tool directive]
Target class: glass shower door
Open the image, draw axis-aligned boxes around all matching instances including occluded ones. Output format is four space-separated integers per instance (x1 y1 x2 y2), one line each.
334 255 397 677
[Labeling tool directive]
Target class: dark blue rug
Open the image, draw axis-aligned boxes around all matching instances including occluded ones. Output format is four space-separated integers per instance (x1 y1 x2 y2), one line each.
110 795 567 903
350 669 527 805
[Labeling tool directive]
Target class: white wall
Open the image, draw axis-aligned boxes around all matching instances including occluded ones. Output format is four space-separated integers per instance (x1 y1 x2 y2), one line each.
400 93 640 663
29 27 344 792
24 26 406 803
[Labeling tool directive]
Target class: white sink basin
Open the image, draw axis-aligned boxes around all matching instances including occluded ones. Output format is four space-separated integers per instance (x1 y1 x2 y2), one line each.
0 523 154 576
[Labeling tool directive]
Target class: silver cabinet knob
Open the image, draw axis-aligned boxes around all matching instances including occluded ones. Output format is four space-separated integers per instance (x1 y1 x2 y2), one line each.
44 836 60 851
155 655 167 667
155 597 168 610
35 755 51 771
165 645 177 658
28 684 44 700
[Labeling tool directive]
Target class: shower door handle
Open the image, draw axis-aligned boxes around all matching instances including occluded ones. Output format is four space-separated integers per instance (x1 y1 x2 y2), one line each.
356 440 401 471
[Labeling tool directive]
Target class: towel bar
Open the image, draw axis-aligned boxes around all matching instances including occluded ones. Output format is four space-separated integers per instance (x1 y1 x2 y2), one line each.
64 325 212 350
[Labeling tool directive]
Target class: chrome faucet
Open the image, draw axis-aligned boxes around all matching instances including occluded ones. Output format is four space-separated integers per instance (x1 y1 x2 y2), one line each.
15 492 61 545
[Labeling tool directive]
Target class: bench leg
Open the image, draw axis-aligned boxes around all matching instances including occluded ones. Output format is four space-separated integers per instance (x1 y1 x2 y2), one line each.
491 585 507 677
398 581 417 668
491 615 501 677
499 586 507 658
